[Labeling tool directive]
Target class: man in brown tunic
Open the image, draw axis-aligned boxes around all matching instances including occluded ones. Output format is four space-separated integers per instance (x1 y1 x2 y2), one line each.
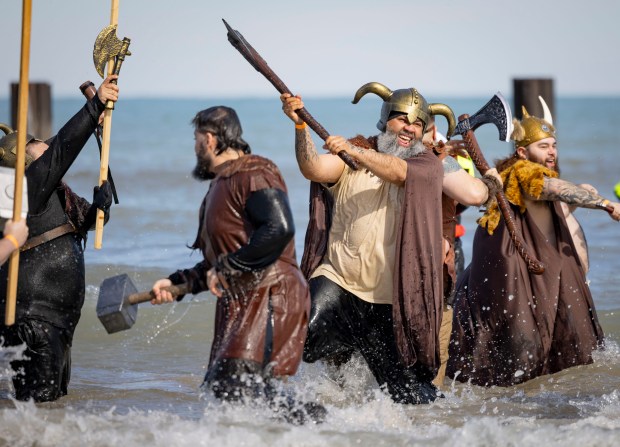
448 106 620 386
150 106 319 422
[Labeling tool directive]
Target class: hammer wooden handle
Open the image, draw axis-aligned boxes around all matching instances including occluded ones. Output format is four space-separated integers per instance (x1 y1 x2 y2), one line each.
127 283 190 305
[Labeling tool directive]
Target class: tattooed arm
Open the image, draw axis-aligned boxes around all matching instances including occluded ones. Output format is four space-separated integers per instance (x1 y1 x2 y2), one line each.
281 93 344 183
323 135 408 185
540 177 620 221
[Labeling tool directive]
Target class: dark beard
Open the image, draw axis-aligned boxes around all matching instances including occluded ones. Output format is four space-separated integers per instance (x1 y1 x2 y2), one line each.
192 153 215 180
377 130 425 159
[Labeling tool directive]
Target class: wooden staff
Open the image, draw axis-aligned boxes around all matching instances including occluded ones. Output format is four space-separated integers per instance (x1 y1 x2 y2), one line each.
94 0 119 249
5 0 32 325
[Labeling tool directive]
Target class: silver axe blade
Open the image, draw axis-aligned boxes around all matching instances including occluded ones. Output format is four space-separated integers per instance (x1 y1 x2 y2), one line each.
452 92 513 141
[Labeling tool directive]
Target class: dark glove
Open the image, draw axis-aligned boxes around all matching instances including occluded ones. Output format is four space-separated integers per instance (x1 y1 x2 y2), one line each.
93 181 113 212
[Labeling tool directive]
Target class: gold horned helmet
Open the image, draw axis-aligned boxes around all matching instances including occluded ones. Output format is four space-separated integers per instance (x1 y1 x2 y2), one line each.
0 123 37 168
351 82 456 139
511 96 556 148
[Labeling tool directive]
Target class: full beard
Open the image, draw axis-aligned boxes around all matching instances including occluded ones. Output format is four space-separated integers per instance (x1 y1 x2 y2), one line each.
192 153 215 180
552 158 560 176
377 129 426 159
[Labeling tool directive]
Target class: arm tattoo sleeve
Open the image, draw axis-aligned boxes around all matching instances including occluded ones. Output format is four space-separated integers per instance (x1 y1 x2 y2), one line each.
442 156 461 175
541 177 605 208
295 128 319 166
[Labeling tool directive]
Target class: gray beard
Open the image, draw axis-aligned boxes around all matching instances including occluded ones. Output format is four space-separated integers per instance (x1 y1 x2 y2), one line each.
377 130 426 159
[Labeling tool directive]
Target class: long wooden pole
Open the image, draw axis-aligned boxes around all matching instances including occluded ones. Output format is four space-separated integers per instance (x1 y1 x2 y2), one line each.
94 0 119 249
5 0 32 325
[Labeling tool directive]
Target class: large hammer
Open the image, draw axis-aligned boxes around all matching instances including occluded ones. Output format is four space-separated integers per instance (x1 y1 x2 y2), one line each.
452 92 545 274
96 273 188 334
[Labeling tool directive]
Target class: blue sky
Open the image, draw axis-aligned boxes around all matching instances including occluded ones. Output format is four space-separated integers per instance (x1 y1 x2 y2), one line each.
1 0 619 99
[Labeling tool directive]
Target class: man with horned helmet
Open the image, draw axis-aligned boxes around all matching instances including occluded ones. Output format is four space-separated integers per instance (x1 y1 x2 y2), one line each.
447 98 620 387
280 82 500 403
0 75 118 402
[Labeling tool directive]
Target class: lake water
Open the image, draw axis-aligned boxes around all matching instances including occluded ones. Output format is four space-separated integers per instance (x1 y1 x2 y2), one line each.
0 94 618 446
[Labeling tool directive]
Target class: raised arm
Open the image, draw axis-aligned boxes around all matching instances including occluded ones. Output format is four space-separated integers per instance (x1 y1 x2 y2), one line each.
281 94 344 183
540 177 620 221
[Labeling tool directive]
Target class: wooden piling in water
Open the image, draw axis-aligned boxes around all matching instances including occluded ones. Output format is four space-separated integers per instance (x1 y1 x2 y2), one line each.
10 82 52 140
512 78 555 120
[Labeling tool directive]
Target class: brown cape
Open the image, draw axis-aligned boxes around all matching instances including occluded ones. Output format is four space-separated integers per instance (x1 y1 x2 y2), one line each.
447 200 604 386
301 137 444 372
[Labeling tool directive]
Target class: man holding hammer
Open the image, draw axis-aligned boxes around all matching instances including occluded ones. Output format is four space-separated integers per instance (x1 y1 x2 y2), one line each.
0 75 118 402
150 106 324 424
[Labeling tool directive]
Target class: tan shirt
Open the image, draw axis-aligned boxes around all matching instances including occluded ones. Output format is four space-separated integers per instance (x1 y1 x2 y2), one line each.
311 165 404 304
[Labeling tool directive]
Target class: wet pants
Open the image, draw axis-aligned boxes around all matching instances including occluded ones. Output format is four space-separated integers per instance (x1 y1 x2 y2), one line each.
303 276 438 404
1 319 72 402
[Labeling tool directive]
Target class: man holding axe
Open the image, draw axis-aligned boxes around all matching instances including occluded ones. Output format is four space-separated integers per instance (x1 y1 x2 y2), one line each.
448 100 620 387
0 76 119 402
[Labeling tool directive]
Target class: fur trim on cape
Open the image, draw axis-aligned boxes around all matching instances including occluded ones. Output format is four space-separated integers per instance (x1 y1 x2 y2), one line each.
478 159 558 234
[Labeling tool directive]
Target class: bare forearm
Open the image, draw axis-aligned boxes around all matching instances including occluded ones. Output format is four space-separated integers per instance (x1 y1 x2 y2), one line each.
542 178 607 209
340 142 407 185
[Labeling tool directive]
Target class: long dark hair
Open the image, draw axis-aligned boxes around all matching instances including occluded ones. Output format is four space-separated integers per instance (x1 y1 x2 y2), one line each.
191 106 251 155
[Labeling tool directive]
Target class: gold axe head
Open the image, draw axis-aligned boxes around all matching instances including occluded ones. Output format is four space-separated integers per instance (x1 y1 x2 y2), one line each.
93 25 132 78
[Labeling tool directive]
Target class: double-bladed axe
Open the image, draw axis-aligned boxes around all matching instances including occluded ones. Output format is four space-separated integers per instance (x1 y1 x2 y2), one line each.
452 92 545 274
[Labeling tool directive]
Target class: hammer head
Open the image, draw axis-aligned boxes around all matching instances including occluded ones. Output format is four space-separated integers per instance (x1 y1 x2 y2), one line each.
96 273 139 334
93 25 128 78
452 92 513 142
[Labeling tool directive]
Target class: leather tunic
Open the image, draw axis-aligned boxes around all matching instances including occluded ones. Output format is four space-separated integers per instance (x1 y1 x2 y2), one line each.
174 155 310 377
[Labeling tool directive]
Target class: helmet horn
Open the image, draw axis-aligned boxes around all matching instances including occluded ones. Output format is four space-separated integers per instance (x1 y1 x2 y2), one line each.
0 123 13 136
352 82 392 104
428 103 456 141
538 95 553 126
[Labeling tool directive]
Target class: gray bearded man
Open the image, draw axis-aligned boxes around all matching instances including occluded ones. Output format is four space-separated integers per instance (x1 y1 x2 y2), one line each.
281 83 500 403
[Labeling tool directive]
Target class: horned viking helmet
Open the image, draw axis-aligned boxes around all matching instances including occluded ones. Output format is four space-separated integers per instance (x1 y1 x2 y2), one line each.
351 82 456 139
0 123 36 168
511 96 556 148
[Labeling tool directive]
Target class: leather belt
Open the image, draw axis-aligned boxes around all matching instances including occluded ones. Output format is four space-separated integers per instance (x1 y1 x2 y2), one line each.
21 222 76 252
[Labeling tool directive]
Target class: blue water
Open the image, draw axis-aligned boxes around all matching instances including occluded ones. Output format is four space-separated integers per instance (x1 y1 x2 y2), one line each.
0 95 619 446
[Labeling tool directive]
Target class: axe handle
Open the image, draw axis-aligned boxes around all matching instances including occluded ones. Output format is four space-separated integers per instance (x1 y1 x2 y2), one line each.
79 80 119 204
127 283 190 305
458 114 545 275
94 109 112 249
